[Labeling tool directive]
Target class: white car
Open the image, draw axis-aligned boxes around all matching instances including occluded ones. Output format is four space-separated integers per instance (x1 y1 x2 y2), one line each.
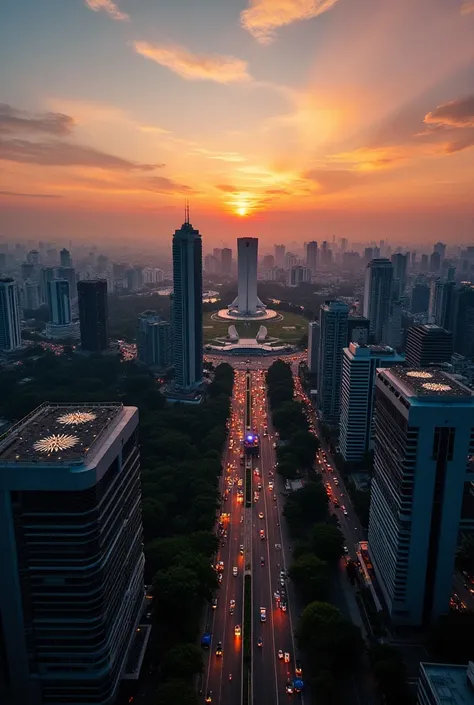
233 566 238 577
278 649 284 659
258 512 264 519
269 482 274 490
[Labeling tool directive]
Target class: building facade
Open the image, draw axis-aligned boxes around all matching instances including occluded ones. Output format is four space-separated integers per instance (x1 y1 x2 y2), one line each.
363 258 394 343
172 213 203 389
453 284 474 359
306 241 318 275
230 238 265 316
316 301 349 425
368 367 474 625
77 279 109 352
0 277 22 352
137 310 171 369
48 279 71 325
221 247 232 275
405 324 453 368
307 321 320 376
0 402 145 705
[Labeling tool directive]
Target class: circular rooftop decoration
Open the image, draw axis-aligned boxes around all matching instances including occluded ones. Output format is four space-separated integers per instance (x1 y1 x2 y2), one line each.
57 411 97 426
33 434 79 454
406 371 433 379
422 382 452 392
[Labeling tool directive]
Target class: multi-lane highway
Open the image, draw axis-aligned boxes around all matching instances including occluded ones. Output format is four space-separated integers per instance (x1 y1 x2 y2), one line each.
204 368 303 705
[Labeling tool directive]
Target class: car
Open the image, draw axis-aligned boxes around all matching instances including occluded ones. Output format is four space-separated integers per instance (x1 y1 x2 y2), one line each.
205 691 212 703
284 652 291 663
280 577 285 587
215 642 223 657
273 494 277 501
260 607 266 622
259 529 265 540
285 679 294 695
216 561 224 572
258 512 264 519
234 624 241 637
212 598 218 609
233 566 238 577
278 649 284 659
269 482 274 490
257 483 262 491
343 509 348 516
240 544 244 555
217 573 223 584
260 556 265 566
343 546 349 554
257 637 263 647
295 662 302 677
280 570 286 579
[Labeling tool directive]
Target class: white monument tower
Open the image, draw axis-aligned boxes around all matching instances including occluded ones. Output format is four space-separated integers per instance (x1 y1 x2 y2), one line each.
230 238 265 316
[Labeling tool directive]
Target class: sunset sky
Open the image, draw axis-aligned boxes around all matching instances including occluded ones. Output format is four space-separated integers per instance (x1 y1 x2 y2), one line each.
1 0 473 248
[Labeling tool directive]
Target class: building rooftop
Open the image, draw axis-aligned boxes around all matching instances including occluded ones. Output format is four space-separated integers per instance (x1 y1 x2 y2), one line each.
380 366 473 399
0 402 123 465
420 663 474 705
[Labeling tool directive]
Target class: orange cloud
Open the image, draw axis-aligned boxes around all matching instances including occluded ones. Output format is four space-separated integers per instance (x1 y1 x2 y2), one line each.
424 95 474 128
241 0 339 44
132 42 251 83
84 0 129 21
461 0 474 14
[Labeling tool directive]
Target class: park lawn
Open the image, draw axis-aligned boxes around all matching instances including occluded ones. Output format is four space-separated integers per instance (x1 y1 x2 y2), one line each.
202 310 307 343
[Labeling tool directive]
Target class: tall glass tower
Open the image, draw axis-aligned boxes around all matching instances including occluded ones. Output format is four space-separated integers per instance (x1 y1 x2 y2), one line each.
363 258 394 343
172 207 203 389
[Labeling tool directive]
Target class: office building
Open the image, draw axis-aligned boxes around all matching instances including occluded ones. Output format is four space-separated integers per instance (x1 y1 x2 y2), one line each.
204 254 220 274
285 251 298 270
429 280 455 329
56 266 77 300
387 301 403 350
418 662 474 705
262 254 275 272
406 324 453 368
0 278 22 352
221 247 232 275
364 247 374 264
430 251 441 273
391 253 408 299
230 238 265 316
59 248 72 268
21 262 35 282
421 254 429 272
137 310 171 369
307 321 320 376
143 267 163 285
347 315 370 346
40 267 55 306
288 265 311 287
48 279 71 325
126 266 143 292
368 367 474 625
172 208 203 389
26 250 40 265
23 280 40 311
306 241 318 275
433 242 447 260
363 259 394 343
77 279 109 352
317 301 349 425
339 343 404 463
411 283 430 314
0 402 145 705
453 284 474 359
274 244 285 268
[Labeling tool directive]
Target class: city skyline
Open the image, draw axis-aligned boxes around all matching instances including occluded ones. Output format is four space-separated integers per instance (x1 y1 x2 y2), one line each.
1 0 474 245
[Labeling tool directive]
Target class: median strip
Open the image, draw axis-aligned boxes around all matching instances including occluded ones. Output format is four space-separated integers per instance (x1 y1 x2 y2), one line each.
242 573 252 705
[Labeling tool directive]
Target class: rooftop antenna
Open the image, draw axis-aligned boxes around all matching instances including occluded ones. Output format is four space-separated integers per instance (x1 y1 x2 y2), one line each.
185 199 190 225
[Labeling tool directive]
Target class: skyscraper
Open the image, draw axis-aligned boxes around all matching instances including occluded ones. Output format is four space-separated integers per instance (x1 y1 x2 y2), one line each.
430 251 441 273
59 247 72 268
40 266 55 306
288 265 311 287
317 301 349 425
23 279 41 311
405 324 453 367
453 284 474 359
274 244 285 268
0 402 145 704
339 343 405 463
306 241 318 275
368 367 474 625
391 253 408 299
307 321 320 376
0 277 22 352
137 310 172 369
347 315 370 346
230 238 265 316
221 247 232 275
48 279 71 325
56 266 77 300
410 282 430 314
77 279 109 352
363 258 394 343
172 208 203 389
429 279 455 330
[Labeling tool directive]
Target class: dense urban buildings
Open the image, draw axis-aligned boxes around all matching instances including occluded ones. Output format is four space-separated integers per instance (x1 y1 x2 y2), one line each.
368 367 474 625
0 402 145 705
405 324 453 368
77 279 109 353
0 277 22 352
363 258 394 343
172 209 203 390
136 310 172 370
306 241 318 276
339 343 404 463
316 300 348 425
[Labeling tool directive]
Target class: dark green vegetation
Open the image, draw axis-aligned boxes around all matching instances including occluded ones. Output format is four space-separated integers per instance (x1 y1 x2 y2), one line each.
266 360 360 701
368 644 414 705
0 352 234 700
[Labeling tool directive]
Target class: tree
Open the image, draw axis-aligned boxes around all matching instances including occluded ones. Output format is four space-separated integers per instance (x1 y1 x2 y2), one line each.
283 481 328 537
142 497 167 542
289 430 320 467
311 669 337 705
311 524 345 564
288 553 330 603
162 643 203 680
370 645 409 705
154 679 198 705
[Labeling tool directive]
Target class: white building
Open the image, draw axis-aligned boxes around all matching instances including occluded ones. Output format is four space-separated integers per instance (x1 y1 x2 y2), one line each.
317 301 348 425
230 238 265 316
363 258 394 343
143 267 164 285
339 343 405 463
368 367 474 625
0 277 22 352
288 265 311 287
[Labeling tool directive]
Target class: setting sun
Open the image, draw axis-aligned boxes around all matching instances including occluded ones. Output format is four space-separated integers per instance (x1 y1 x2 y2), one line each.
236 206 248 217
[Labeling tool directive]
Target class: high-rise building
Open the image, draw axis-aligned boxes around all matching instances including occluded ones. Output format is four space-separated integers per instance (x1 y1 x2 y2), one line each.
410 283 430 314
453 284 474 359
221 247 232 275
48 279 71 325
320 241 332 266
391 253 408 299
420 254 429 272
288 265 311 287
306 241 318 275
26 250 40 265
59 248 72 268
204 254 220 274
0 277 22 352
433 241 446 259
340 343 405 463
96 254 109 274
56 266 77 300
418 663 474 705
230 238 265 316
23 280 41 311
137 310 171 369
284 251 298 270
40 267 55 306
77 279 109 352
429 279 455 330
143 267 164 285
363 259 394 343
0 402 145 704
317 301 349 425
368 367 474 625
405 324 453 367
430 251 441 273
172 210 203 389
387 300 403 350
126 266 143 292
307 321 320 376
347 315 370 346
21 262 35 282
262 254 275 272
363 247 374 264
274 244 285 268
